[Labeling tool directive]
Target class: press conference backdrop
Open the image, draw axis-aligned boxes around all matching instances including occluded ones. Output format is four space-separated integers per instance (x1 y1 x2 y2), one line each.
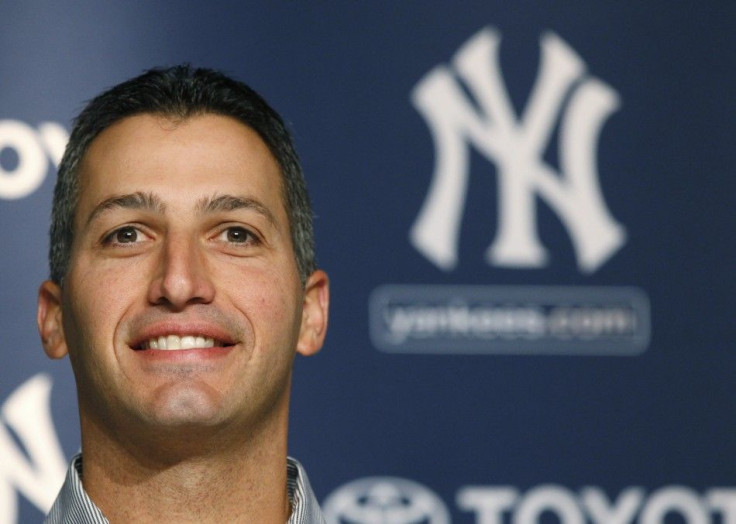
1 2 734 523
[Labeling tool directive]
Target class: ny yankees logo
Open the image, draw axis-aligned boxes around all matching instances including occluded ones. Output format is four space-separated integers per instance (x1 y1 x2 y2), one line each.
410 28 626 273
0 374 66 522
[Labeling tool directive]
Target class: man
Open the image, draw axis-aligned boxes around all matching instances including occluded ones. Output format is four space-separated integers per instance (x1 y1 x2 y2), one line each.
36 66 330 523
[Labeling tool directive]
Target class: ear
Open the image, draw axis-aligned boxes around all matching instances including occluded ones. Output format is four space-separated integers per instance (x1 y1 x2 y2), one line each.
296 270 330 357
37 280 69 359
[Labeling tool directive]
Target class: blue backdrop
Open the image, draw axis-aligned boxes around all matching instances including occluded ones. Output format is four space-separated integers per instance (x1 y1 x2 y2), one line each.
1 3 735 523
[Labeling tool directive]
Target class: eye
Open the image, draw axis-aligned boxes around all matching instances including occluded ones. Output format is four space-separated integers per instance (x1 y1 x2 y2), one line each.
216 226 261 246
102 226 147 245
217 226 260 245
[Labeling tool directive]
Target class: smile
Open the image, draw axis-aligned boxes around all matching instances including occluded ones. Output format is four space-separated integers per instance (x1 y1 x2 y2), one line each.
138 335 224 350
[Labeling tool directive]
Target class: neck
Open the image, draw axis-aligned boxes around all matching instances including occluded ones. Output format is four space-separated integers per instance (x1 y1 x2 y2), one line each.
78 409 291 523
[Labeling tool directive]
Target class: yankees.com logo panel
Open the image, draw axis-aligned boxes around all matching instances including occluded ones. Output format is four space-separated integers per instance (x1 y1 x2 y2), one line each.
369 27 651 356
370 286 649 355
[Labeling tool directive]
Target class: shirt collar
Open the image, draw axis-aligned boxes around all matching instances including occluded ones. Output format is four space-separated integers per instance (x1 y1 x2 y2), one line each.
45 453 325 523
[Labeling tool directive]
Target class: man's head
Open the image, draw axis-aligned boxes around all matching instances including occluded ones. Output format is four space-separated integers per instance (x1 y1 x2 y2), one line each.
36 67 329 451
50 65 315 287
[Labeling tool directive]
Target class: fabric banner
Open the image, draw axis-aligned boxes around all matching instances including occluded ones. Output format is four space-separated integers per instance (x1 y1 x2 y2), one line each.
1 3 734 522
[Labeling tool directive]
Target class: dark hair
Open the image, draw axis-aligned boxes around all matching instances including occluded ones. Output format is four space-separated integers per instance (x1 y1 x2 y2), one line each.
50 65 315 285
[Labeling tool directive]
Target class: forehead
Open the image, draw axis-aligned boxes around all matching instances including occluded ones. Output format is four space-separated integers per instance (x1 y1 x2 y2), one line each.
76 113 286 220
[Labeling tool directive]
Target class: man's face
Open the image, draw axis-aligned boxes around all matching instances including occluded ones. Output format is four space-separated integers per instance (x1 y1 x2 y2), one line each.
37 114 328 441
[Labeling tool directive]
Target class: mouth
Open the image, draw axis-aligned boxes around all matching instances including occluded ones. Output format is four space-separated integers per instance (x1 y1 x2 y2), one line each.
134 335 234 351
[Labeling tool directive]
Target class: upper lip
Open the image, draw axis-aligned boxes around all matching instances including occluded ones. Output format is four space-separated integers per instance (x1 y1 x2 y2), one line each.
128 321 238 350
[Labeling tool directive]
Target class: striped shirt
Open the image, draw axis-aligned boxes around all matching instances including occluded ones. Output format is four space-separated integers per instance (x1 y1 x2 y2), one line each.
45 453 326 523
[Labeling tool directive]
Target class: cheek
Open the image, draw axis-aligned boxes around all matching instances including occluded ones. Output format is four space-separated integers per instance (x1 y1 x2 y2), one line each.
224 265 303 346
63 259 141 351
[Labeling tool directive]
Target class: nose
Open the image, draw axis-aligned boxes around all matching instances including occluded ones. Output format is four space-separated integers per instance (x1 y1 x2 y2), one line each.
147 233 215 310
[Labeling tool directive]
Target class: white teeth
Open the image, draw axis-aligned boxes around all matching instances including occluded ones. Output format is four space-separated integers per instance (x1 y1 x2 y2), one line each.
197 336 215 348
144 335 217 350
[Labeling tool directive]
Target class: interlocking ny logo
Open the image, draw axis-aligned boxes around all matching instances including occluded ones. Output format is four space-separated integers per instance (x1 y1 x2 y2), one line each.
0 374 66 523
410 28 626 273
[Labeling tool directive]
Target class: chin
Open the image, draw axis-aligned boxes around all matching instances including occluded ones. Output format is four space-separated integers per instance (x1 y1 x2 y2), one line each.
145 385 228 427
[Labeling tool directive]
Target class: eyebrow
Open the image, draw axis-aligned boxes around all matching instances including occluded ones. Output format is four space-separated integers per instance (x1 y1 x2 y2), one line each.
195 194 278 228
85 191 278 228
86 192 165 226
